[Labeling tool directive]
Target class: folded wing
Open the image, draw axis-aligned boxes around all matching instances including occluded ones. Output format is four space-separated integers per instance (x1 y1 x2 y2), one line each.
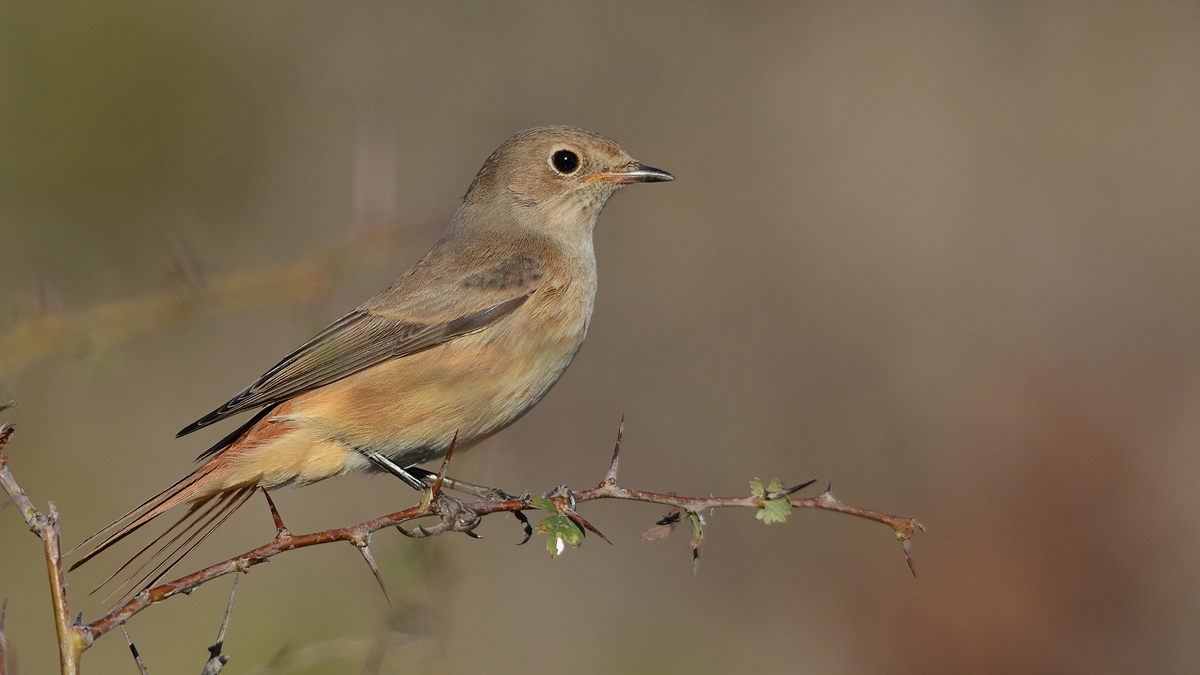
178 249 546 439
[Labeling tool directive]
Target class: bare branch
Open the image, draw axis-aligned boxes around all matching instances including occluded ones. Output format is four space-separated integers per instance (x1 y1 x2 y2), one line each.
80 500 434 647
72 423 921 648
120 626 149 675
200 575 240 675
0 426 85 674
1 420 922 667
0 426 34 526
799 485 924 577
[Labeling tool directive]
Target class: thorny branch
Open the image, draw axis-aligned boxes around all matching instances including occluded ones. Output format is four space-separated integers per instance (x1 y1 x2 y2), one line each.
0 420 923 673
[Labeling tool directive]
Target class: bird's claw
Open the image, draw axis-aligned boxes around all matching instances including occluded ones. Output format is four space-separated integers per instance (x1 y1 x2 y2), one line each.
467 488 534 544
545 485 576 511
396 492 480 539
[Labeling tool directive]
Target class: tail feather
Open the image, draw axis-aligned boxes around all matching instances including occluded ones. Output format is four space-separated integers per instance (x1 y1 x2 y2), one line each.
102 487 254 606
67 462 220 572
66 458 260 605
90 493 228 596
132 488 255 597
69 403 296 602
64 469 204 561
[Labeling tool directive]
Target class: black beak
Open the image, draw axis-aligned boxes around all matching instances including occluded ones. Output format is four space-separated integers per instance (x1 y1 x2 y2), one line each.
597 162 675 185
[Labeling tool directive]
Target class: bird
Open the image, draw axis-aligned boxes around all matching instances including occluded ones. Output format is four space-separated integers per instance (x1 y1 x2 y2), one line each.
68 125 673 593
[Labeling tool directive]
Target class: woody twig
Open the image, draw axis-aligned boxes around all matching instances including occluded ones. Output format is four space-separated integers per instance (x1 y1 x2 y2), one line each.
0 423 84 674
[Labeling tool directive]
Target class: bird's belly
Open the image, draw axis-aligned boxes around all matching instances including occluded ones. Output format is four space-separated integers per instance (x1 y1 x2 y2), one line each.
284 316 586 466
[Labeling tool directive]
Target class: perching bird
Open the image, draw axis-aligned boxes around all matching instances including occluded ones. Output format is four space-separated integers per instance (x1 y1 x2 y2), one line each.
69 126 672 592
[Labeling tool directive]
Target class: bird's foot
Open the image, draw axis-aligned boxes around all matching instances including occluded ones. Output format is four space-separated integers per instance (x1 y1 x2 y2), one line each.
544 485 576 511
396 492 481 539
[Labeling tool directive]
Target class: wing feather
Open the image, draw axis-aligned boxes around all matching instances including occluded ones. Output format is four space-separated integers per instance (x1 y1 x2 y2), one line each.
178 250 544 437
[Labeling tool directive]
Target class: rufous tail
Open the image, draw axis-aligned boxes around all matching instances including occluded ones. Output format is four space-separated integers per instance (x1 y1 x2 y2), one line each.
66 458 256 603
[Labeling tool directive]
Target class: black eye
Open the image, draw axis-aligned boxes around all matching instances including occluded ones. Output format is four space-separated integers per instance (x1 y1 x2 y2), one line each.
551 149 580 174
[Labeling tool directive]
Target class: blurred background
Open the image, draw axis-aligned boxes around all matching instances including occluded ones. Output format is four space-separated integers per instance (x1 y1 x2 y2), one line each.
2 2 1199 673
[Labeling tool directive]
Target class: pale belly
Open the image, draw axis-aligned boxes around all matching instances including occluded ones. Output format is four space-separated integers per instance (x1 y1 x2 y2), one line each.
281 306 587 470
204 276 595 494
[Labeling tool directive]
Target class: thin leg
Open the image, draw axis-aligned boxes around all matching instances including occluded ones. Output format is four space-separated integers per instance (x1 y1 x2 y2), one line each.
358 448 427 491
405 467 529 502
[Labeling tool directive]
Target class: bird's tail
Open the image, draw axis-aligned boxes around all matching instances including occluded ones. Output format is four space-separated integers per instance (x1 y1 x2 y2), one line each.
66 459 256 604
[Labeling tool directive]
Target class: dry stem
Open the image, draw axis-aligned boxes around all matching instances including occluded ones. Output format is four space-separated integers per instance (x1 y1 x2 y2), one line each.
0 425 84 674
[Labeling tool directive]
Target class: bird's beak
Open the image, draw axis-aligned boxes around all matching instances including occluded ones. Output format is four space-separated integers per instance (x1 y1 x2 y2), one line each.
592 162 675 185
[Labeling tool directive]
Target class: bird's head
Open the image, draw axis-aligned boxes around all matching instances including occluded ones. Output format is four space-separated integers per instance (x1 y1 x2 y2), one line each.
459 126 673 240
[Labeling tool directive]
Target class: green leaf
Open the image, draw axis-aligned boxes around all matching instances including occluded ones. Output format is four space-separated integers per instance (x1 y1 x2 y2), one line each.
749 477 765 497
686 510 704 574
686 510 704 550
752 476 792 525
536 515 585 557
529 497 558 514
757 497 791 524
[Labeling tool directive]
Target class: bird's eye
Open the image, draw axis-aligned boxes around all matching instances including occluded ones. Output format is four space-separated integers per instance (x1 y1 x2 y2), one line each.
550 149 580 174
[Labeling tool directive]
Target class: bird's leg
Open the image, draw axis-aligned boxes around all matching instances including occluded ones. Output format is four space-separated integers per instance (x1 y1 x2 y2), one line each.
357 448 427 491
406 467 527 502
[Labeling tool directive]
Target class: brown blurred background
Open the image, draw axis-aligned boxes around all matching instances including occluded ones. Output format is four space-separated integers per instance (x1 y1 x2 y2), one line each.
3 2 1200 673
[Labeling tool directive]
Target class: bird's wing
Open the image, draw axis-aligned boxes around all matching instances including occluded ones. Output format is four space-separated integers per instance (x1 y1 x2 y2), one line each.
178 250 545 437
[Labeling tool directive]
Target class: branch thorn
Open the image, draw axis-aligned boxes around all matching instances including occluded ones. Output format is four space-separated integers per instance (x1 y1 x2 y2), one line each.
769 479 817 500
902 538 918 578
564 508 611 545
354 538 391 605
215 573 239 646
432 431 457 499
603 416 624 486
122 625 150 675
261 489 288 540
